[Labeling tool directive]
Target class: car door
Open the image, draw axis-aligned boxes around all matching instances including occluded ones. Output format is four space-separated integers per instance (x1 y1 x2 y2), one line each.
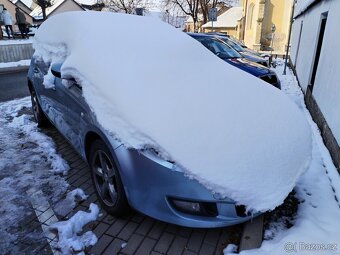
59 79 90 152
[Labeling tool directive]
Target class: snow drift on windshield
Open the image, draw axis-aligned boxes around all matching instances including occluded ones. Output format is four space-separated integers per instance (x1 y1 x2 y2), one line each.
33 11 312 212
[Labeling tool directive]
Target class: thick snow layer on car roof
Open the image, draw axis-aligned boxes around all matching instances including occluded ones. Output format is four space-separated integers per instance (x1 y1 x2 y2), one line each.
33 11 312 212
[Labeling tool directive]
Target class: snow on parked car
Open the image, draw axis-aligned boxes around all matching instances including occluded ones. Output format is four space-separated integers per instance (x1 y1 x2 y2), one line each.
32 11 312 214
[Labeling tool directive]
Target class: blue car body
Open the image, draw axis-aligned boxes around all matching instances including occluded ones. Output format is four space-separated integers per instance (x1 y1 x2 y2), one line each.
188 33 280 89
27 58 258 228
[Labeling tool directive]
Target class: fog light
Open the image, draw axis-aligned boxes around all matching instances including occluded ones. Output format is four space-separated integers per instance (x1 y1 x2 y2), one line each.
172 200 201 214
169 198 218 217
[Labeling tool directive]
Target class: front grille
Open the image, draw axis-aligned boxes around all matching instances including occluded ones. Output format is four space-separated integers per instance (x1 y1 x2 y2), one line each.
260 74 278 85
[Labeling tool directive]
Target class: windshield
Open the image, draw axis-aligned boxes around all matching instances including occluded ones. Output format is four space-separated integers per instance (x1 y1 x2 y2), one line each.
220 37 245 52
196 37 242 59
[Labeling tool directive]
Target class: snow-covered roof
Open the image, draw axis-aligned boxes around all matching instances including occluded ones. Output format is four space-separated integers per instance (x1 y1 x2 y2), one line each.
202 6 242 28
12 0 32 10
30 0 84 18
294 0 319 17
15 0 33 9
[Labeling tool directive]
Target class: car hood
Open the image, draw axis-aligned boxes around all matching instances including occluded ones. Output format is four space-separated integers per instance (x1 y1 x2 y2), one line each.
225 58 271 76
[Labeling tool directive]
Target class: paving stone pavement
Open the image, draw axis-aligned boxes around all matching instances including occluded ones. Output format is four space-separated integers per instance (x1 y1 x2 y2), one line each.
37 126 243 255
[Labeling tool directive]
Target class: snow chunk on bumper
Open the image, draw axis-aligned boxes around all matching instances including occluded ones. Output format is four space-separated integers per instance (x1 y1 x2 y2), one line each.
33 12 312 212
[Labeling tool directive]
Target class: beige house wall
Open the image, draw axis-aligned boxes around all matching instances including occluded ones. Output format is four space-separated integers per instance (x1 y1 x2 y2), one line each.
240 0 292 52
202 26 238 38
0 0 33 30
261 0 291 52
185 21 203 32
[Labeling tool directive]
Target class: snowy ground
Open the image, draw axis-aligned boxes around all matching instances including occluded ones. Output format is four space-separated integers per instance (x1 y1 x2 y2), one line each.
0 59 31 69
0 38 33 46
224 60 340 254
0 98 98 254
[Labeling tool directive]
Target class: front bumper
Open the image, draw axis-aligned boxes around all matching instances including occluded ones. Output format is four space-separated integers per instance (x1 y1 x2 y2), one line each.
114 146 260 228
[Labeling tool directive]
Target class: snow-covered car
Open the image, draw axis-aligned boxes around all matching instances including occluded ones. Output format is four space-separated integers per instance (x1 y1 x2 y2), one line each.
28 12 312 228
28 61 258 227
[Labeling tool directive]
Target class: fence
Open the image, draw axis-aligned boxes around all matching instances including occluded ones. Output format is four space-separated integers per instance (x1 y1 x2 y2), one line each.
0 43 34 63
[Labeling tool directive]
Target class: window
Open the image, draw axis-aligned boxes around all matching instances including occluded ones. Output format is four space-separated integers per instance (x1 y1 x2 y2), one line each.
309 12 328 91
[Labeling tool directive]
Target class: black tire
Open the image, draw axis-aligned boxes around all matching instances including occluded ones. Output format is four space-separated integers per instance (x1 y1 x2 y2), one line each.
89 139 130 216
29 87 50 127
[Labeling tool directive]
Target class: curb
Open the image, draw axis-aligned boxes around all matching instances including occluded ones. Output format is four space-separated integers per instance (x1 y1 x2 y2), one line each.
0 66 29 74
239 214 264 251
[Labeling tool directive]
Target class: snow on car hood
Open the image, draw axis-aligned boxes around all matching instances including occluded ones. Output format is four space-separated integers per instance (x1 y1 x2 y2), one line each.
33 11 312 212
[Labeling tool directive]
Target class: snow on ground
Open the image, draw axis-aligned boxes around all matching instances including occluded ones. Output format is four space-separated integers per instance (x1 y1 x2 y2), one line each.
0 59 31 68
0 97 100 254
54 188 88 217
0 97 69 253
224 61 340 254
33 11 312 212
49 203 99 255
0 38 33 46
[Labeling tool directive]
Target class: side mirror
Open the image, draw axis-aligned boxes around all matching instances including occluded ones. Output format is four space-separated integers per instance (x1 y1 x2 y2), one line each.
51 63 62 78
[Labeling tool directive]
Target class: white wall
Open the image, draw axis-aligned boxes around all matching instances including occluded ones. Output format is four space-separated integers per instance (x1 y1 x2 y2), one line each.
291 0 340 145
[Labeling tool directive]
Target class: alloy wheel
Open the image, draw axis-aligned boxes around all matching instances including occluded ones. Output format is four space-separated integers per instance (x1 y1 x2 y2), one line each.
92 150 118 207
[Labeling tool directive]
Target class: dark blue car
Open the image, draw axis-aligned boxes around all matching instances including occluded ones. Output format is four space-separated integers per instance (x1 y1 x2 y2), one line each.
188 33 280 89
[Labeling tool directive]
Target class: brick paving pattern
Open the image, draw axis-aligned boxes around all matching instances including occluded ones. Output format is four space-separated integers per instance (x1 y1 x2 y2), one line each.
33 126 242 255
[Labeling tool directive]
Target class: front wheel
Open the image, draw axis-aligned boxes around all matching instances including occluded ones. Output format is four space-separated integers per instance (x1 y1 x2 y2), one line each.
89 139 130 216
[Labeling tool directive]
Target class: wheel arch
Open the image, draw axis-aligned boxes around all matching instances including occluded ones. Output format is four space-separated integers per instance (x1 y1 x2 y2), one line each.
27 78 34 92
84 131 102 162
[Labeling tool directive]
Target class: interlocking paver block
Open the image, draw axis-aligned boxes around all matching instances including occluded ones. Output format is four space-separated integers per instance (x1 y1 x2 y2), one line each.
177 227 192 238
165 224 178 234
187 230 206 252
93 222 111 238
199 243 215 255
89 234 113 255
120 234 144 254
118 221 139 241
148 221 166 240
167 235 188 255
130 213 145 224
102 238 125 255
135 237 157 255
154 232 175 254
204 229 221 246
106 218 128 237
183 250 198 255
135 218 155 236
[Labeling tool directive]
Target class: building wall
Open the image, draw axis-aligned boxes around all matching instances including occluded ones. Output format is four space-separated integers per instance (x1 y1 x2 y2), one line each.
243 0 259 49
261 0 291 52
0 0 33 28
291 0 340 153
241 0 292 52
48 0 83 17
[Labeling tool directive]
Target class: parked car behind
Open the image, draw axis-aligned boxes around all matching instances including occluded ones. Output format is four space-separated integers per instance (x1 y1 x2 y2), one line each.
188 33 280 89
217 36 269 67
